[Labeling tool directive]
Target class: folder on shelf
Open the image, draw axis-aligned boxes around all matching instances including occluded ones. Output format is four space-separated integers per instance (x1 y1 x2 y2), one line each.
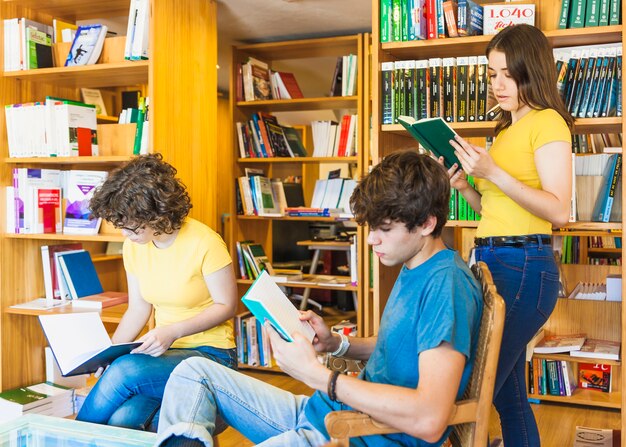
39 312 141 377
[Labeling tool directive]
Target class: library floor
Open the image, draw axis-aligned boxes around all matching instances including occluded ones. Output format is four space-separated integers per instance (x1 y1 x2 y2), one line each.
214 369 621 447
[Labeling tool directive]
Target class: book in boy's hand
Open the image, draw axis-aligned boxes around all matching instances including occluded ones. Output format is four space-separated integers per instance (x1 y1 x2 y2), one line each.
39 312 141 376
533 333 586 354
397 116 461 170
241 270 316 343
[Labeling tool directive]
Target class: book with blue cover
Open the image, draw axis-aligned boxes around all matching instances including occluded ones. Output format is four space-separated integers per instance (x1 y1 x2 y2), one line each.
64 24 107 66
592 153 622 222
241 270 315 343
57 250 104 300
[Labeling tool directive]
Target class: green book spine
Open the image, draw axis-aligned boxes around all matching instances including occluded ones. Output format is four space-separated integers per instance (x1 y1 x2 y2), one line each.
448 189 457 220
598 0 610 25
401 0 409 41
392 0 402 41
132 109 145 155
458 195 468 221
568 0 587 27
609 0 620 24
559 0 571 28
585 0 600 25
381 0 392 43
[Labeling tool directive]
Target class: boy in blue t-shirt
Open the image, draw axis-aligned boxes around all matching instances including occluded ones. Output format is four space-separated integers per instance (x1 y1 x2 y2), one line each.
155 151 483 447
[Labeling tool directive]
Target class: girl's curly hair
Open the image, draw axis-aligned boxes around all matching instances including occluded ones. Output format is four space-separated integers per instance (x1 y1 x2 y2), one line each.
90 153 192 235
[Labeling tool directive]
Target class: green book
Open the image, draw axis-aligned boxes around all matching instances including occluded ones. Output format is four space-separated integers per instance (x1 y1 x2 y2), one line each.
559 0 571 28
397 115 461 170
568 0 587 27
609 0 620 24
598 0 610 25
585 0 600 26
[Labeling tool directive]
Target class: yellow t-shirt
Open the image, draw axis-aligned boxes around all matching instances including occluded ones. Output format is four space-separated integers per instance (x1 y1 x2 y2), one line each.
475 109 571 237
123 217 235 349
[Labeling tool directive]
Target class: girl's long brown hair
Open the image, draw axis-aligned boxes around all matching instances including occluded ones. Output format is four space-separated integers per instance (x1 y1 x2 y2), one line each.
486 24 574 134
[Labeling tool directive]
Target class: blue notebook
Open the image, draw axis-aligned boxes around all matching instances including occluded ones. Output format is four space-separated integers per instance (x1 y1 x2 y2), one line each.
241 270 315 342
57 251 104 300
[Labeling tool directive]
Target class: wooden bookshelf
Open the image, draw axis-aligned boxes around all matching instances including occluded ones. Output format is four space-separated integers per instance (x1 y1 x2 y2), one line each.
370 0 626 440
0 0 219 391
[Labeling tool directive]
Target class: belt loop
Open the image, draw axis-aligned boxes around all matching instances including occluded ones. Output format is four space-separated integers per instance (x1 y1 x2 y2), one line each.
537 234 544 250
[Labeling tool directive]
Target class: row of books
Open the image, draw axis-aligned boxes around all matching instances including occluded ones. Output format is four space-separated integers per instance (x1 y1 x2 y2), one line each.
381 55 493 125
566 281 621 301
236 53 357 102
119 96 150 156
529 358 578 396
235 313 274 368
572 132 622 154
558 0 622 29
557 235 622 265
6 168 106 235
5 97 98 158
380 0 485 42
235 241 273 281
588 257 622 265
310 115 358 158
448 177 481 221
0 382 75 422
572 153 622 223
556 45 622 119
236 112 307 158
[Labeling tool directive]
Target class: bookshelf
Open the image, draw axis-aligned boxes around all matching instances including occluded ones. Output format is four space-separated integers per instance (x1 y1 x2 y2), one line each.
0 0 218 391
370 0 625 440
229 34 371 368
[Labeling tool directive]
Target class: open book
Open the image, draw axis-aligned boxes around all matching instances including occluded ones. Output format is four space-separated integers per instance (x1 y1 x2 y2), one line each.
397 116 461 170
241 270 316 342
39 312 141 376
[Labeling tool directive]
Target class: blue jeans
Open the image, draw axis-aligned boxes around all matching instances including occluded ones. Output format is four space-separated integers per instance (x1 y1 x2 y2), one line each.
474 235 559 447
76 346 237 431
155 358 328 447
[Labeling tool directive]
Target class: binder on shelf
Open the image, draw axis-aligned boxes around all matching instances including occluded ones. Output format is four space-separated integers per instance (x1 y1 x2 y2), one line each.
56 251 104 300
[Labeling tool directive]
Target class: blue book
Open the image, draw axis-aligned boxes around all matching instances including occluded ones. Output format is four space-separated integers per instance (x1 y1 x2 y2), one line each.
57 251 104 300
241 270 315 343
592 154 622 222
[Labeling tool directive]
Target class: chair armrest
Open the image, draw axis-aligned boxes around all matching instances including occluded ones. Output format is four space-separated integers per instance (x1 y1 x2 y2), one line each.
325 410 399 439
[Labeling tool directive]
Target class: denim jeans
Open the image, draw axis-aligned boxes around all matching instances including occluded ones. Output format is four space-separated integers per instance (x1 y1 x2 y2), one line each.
474 235 559 447
155 357 328 447
76 345 237 431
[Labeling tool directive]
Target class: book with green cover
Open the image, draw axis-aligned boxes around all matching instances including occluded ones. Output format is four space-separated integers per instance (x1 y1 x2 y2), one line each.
397 115 461 169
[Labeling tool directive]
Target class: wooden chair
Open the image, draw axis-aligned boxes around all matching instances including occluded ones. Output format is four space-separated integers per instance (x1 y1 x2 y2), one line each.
323 261 506 447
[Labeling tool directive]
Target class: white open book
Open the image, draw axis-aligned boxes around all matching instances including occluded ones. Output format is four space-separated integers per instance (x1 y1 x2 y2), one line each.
242 270 315 342
39 312 141 376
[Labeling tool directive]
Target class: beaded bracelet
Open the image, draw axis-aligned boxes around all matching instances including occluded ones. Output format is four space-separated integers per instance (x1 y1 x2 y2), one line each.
327 370 341 402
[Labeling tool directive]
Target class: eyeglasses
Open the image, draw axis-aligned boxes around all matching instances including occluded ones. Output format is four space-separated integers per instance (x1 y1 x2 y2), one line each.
117 224 146 235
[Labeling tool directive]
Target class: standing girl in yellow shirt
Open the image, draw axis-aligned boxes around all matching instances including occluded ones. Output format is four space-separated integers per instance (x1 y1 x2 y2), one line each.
448 24 573 446
76 154 238 431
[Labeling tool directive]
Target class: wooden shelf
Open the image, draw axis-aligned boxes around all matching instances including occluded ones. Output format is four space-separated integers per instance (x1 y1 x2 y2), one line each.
5 233 124 242
237 274 357 291
2 61 149 88
1 0 131 20
379 26 622 60
234 35 361 60
529 389 621 409
237 215 353 222
5 303 128 324
382 117 622 139
4 156 132 165
238 156 359 164
533 352 621 367
236 96 358 112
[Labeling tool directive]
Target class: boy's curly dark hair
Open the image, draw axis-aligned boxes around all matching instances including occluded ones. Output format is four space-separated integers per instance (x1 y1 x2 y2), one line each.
350 151 450 237
90 153 192 235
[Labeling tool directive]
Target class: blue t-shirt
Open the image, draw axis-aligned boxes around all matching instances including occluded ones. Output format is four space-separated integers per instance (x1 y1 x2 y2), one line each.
304 249 483 446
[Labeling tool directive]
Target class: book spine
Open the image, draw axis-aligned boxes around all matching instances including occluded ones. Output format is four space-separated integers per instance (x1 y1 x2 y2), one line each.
568 0 587 27
609 0 621 24
467 56 478 121
476 55 488 121
559 0 572 28
585 0 600 26
598 0 610 25
381 0 393 42
428 58 442 118
392 0 402 41
442 57 455 122
456 57 469 122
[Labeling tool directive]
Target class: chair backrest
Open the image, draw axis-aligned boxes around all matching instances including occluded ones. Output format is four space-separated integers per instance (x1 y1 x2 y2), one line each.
448 261 506 447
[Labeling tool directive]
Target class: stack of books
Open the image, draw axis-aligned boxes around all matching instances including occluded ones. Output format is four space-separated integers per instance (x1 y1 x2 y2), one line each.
0 382 75 422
